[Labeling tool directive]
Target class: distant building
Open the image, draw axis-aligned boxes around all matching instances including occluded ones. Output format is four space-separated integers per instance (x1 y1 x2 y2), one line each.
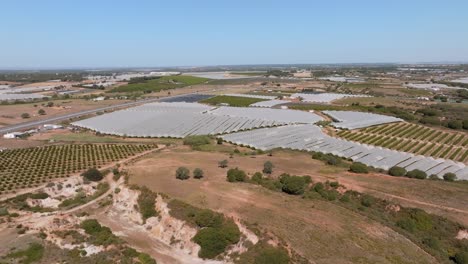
42 124 63 130
3 132 24 139
92 96 105 102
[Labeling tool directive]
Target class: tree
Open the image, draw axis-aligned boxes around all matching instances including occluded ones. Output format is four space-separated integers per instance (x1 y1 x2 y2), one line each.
280 175 306 195
226 168 246 182
447 120 463 130
349 162 369 174
21 113 30 119
406 169 427 179
218 159 228 168
46 102 54 107
388 166 406 177
216 138 223 145
81 168 103 181
176 167 190 180
193 168 204 179
263 161 274 174
38 109 46 115
443 172 457 182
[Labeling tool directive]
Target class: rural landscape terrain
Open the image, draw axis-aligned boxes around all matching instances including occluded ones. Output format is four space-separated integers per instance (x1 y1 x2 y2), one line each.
0 65 467 264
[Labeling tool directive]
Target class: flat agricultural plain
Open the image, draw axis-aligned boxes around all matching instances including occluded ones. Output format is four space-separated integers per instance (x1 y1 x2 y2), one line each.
336 123 468 163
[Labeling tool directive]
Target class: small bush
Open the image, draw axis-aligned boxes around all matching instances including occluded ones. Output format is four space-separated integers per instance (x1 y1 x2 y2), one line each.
183 135 211 147
218 159 228 168
137 187 158 221
443 172 457 182
361 194 374 207
280 174 307 195
176 167 190 180
81 168 103 181
195 209 223 228
454 252 468 264
349 162 369 173
193 168 204 179
6 242 44 263
30 192 49 200
263 161 274 174
388 166 406 177
251 172 263 184
226 168 246 182
406 169 427 179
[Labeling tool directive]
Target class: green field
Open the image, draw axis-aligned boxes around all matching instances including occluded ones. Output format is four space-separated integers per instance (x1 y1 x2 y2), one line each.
109 75 210 93
200 95 268 107
0 144 156 194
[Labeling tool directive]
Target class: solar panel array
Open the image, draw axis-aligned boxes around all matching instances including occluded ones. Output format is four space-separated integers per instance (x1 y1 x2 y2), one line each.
291 93 371 103
323 110 403 129
249 99 289 108
224 93 277 100
72 102 320 138
220 124 467 180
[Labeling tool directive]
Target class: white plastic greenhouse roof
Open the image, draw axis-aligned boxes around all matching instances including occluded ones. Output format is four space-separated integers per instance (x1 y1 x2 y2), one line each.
220 124 467 180
208 106 322 123
224 93 277 100
323 110 403 129
249 100 289 108
290 93 371 103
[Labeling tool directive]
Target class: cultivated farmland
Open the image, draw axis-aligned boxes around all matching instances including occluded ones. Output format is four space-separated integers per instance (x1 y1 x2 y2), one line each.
109 75 209 93
336 122 468 162
201 95 268 107
0 144 155 194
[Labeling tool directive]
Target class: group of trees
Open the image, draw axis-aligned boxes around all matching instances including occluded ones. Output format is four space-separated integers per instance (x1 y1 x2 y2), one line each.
388 166 457 181
175 167 204 180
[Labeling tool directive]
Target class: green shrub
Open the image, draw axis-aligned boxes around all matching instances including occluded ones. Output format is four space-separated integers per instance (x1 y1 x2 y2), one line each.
218 159 228 168
254 246 290 264
176 167 190 180
183 135 211 147
360 194 374 207
81 168 103 181
6 242 44 264
251 172 263 184
454 252 468 264
138 253 157 264
280 174 307 195
388 166 407 177
406 169 427 179
195 210 223 228
80 219 120 246
193 168 204 179
0 207 9 216
30 192 49 199
137 187 158 221
193 219 241 259
443 172 457 182
349 162 369 173
226 168 246 182
194 227 231 259
263 161 274 174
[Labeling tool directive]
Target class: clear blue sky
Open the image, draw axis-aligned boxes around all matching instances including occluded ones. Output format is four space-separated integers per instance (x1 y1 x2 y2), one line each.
1 0 468 68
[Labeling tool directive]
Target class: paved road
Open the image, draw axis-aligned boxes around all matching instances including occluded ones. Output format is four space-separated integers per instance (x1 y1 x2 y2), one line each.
0 93 196 134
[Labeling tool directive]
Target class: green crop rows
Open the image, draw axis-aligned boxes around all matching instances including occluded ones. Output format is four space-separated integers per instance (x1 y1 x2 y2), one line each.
338 123 467 162
0 144 155 194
